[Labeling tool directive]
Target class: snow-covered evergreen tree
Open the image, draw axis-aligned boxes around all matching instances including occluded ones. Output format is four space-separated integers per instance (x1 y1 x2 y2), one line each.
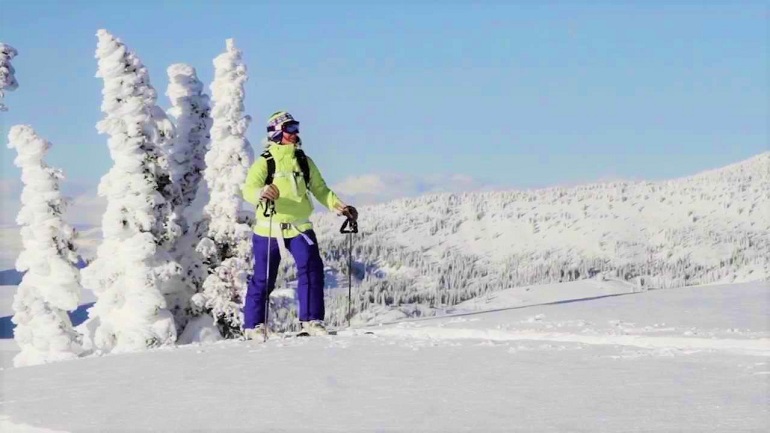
166 63 212 217
190 39 254 338
165 63 213 333
80 29 182 353
7 125 83 367
0 43 19 111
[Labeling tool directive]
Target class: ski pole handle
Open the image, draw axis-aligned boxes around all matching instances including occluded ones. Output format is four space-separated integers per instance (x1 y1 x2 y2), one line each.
340 218 358 234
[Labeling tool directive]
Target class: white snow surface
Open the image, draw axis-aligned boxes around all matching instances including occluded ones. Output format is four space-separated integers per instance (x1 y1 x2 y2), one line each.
1 280 767 432
0 416 67 433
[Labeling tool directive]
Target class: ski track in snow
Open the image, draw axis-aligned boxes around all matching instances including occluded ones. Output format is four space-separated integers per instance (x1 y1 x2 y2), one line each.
363 326 770 357
0 416 69 433
347 280 770 358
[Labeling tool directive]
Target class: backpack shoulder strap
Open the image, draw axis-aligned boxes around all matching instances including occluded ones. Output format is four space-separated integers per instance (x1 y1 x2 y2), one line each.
261 150 275 185
294 149 311 188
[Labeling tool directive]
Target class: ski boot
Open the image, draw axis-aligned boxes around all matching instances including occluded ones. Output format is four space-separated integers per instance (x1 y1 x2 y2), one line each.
300 320 329 336
243 324 271 340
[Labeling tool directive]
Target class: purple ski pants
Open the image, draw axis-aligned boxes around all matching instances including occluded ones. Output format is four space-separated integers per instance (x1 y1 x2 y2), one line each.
243 230 325 328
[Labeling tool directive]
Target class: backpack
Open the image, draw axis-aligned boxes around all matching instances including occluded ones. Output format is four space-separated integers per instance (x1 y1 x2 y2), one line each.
261 148 311 188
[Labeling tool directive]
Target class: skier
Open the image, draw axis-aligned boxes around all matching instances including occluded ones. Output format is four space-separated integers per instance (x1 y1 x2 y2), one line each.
241 111 358 340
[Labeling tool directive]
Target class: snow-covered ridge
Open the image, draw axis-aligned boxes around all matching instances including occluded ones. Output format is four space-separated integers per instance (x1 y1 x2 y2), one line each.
304 153 769 327
683 151 769 183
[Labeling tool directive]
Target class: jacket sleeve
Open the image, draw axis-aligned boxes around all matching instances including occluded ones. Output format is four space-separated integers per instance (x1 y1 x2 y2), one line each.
242 157 268 207
307 157 345 211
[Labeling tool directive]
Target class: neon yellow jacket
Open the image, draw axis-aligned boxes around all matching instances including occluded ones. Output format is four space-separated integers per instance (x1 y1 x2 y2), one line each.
242 143 344 238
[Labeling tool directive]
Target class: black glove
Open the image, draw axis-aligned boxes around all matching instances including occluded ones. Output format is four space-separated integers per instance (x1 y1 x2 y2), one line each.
341 205 358 221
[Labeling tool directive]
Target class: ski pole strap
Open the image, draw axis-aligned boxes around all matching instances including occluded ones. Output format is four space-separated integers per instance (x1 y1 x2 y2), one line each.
340 218 358 234
262 200 275 218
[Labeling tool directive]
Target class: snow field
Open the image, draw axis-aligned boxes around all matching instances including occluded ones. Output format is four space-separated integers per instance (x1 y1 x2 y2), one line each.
1 280 767 432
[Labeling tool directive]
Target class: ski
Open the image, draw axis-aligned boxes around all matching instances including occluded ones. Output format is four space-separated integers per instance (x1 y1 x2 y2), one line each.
244 329 377 342
279 330 337 338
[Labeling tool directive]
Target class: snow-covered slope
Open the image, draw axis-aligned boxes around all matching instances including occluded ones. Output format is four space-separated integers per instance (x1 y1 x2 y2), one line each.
308 153 769 326
1 280 767 432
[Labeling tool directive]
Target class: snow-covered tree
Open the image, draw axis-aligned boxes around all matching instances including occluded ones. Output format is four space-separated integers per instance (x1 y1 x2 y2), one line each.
7 125 83 367
190 39 254 338
166 63 212 217
80 29 182 353
165 63 213 333
0 43 19 111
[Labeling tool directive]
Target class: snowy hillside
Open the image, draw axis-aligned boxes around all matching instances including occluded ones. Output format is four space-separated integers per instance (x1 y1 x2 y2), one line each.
1 280 767 432
307 153 769 327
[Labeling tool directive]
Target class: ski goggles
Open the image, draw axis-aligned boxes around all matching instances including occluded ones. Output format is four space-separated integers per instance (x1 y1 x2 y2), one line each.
282 122 300 134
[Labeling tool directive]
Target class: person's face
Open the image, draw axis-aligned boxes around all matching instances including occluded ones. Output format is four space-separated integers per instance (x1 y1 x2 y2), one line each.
281 122 300 144
281 131 298 144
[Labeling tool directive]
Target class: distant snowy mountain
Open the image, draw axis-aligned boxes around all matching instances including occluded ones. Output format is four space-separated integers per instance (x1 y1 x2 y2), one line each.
305 153 769 327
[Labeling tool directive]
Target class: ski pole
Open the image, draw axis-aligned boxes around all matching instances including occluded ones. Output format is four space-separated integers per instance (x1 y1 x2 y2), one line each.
263 199 275 342
340 218 358 327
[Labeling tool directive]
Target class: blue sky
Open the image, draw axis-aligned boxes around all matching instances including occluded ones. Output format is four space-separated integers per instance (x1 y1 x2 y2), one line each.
1 1 767 193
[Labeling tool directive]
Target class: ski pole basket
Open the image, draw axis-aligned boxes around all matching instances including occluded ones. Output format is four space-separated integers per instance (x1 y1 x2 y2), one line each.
340 218 358 234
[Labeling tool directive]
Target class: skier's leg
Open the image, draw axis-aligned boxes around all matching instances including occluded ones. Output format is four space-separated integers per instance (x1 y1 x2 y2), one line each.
243 233 281 328
288 230 325 322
